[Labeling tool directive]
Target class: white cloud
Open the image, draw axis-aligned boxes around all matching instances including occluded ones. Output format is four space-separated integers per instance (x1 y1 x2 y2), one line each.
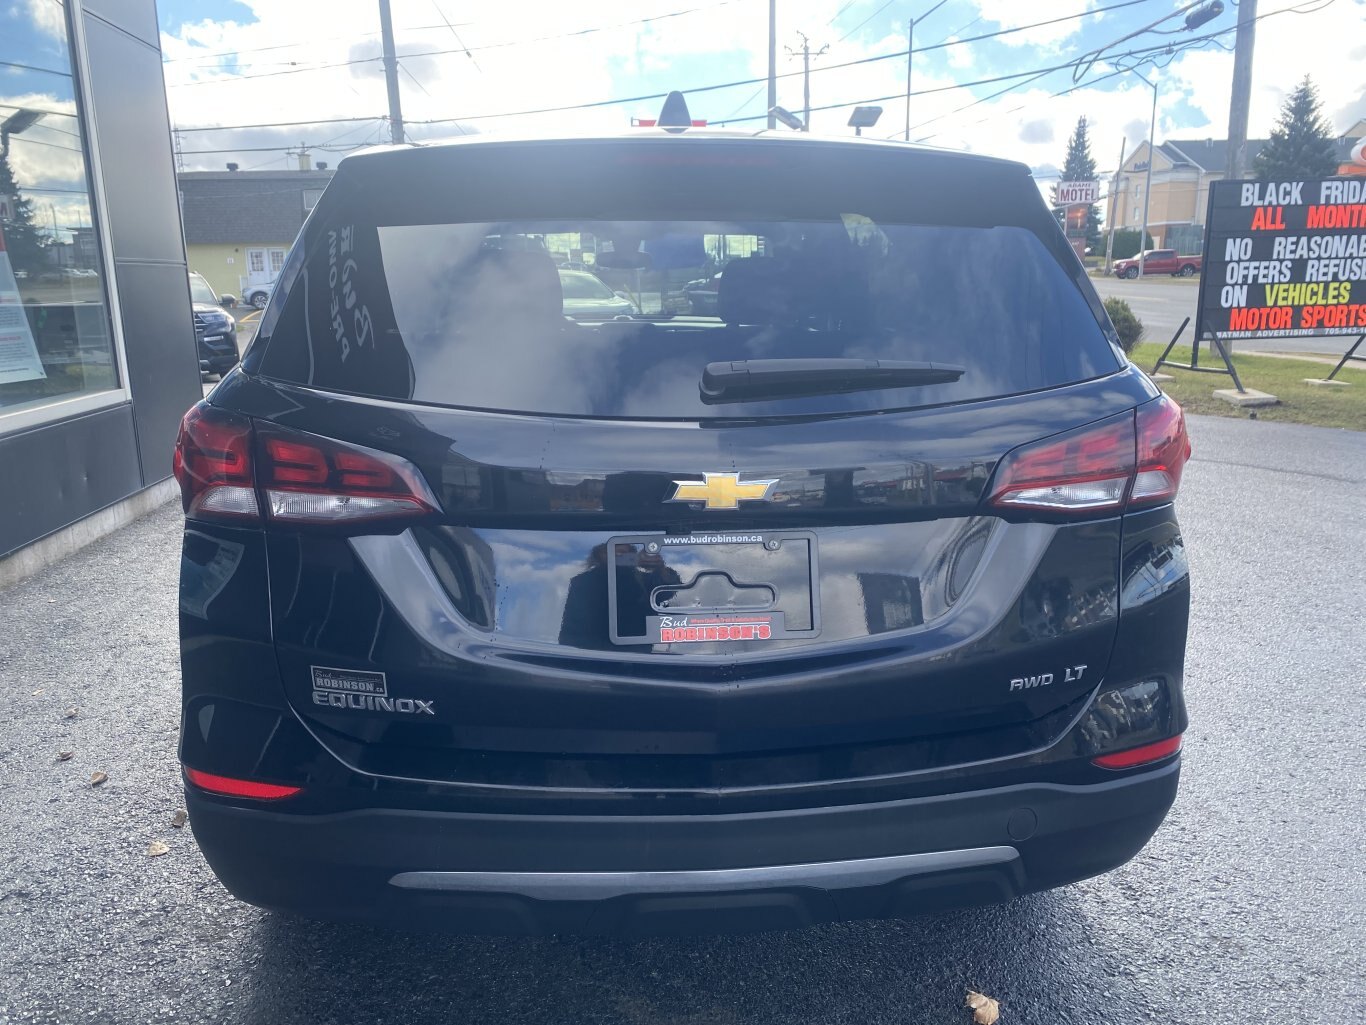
972 0 1099 50
0 92 84 186
21 0 67 39
155 0 1366 179
1160 0 1366 140
945 36 973 70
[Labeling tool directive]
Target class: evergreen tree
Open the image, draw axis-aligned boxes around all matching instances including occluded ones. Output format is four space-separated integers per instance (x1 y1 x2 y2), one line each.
1052 116 1102 251
1253 76 1338 180
0 150 50 274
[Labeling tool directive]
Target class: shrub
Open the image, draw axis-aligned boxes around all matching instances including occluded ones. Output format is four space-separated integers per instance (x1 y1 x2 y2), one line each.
1104 297 1144 353
1109 228 1155 260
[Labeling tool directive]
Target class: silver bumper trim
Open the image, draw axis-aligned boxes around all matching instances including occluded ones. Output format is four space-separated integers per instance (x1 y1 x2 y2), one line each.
388 846 1019 902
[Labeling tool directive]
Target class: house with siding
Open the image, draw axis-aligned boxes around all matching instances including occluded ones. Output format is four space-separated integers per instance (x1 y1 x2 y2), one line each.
178 168 333 302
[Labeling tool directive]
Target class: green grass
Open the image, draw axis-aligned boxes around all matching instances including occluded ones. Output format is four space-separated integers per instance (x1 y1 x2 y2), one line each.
1129 341 1366 431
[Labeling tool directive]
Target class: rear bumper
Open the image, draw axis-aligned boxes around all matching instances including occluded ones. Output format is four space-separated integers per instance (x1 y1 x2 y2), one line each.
186 758 1179 935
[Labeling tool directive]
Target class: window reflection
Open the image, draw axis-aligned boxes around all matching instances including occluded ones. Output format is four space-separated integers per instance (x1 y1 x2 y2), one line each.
0 0 118 420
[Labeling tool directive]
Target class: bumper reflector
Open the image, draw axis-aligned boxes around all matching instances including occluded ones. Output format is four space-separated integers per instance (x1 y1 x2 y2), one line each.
184 767 302 800
1092 734 1183 770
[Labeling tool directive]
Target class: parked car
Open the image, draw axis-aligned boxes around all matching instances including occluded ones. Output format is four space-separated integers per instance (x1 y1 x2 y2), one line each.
174 110 1191 935
242 281 273 309
557 268 637 319
1113 249 1201 278
188 271 238 377
683 271 722 315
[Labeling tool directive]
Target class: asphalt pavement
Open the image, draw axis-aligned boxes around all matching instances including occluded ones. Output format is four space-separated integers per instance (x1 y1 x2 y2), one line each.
1 414 1364 1025
232 308 261 354
1092 275 1361 358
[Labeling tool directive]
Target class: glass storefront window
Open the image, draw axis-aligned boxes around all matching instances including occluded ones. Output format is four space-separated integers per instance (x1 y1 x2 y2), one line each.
1 0 119 423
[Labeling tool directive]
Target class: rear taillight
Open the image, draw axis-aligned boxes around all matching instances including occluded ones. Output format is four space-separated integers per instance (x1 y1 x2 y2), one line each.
184 767 302 800
172 402 439 526
256 422 439 524
987 396 1190 516
1130 395 1191 508
988 413 1135 514
1092 734 1182 770
173 402 259 520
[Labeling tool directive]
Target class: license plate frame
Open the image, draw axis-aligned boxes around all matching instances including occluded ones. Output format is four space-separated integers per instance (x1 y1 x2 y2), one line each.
606 531 820 647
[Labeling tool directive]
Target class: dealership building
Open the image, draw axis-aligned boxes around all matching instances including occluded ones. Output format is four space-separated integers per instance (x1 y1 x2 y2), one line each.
1 0 200 577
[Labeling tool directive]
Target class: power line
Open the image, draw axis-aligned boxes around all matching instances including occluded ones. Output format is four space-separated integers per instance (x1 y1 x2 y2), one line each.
173 54 374 86
719 8 1303 134
169 0 1332 148
174 116 381 134
167 0 743 86
178 143 374 156
838 0 897 42
430 0 481 73
904 0 1337 142
168 0 1150 92
162 20 473 64
826 1 860 26
917 0 950 24
401 0 1161 129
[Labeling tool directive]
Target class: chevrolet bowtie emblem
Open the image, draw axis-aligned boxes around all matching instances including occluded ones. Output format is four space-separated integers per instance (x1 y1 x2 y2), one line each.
668 473 779 510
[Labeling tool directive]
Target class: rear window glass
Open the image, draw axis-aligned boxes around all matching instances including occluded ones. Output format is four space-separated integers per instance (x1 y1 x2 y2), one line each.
255 150 1120 418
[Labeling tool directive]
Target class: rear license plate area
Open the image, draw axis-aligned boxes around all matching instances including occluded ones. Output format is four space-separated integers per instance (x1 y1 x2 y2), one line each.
607 532 820 646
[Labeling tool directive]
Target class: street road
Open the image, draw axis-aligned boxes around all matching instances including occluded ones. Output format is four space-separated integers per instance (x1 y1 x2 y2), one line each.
2 415 1364 1025
232 308 261 354
1092 275 1360 357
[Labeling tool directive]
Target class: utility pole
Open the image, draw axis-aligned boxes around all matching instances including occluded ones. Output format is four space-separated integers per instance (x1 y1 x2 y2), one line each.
766 0 777 130
903 18 913 141
378 0 405 145
1138 73 1157 276
285 142 312 171
786 32 828 133
1223 0 1256 182
1105 135 1125 274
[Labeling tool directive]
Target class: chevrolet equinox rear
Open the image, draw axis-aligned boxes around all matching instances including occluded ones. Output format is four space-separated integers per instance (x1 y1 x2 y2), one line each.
174 126 1191 935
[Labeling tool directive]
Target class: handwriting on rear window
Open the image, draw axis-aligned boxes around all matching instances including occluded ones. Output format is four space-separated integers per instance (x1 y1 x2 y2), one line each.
328 224 373 362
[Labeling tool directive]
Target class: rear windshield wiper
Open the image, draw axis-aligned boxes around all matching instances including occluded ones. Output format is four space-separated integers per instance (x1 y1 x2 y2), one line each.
699 358 965 404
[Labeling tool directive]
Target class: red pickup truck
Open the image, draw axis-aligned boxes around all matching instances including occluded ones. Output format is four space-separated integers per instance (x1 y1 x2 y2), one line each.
1113 249 1201 278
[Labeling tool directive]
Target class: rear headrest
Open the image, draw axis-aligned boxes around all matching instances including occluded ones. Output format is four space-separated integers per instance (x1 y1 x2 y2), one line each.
717 255 867 328
717 256 794 325
464 247 563 323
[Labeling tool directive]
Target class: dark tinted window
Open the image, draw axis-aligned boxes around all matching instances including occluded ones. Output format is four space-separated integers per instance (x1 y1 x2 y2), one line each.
255 143 1120 418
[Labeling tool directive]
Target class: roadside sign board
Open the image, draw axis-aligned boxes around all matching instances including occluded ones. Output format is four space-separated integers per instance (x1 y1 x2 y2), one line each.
1056 180 1099 206
1198 178 1366 339
0 195 18 221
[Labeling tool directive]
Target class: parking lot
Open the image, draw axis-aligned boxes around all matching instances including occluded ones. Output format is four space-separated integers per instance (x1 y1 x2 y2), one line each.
1 413 1363 1025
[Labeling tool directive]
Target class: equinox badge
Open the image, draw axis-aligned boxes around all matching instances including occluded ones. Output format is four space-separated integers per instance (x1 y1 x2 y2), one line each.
668 473 779 510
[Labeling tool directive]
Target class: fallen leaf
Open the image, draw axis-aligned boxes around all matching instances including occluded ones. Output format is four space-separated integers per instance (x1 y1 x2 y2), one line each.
170 809 188 828
89 771 108 786
966 991 1000 1025
63 707 79 719
56 751 74 762
146 841 170 857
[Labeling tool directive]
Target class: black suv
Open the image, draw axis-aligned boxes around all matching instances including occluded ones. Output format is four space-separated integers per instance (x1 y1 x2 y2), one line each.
188 272 238 377
175 123 1191 935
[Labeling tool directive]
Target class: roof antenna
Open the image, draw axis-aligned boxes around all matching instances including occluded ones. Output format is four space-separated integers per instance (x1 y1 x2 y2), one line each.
657 91 692 133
